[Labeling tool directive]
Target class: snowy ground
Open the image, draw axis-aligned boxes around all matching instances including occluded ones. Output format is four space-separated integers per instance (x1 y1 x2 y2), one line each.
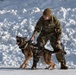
0 0 76 74
0 67 76 75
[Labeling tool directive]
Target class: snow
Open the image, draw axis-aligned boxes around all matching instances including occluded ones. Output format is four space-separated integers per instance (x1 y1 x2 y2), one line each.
0 0 76 74
0 68 76 75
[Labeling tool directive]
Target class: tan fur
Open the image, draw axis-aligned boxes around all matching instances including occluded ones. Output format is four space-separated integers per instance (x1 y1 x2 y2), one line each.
16 36 56 70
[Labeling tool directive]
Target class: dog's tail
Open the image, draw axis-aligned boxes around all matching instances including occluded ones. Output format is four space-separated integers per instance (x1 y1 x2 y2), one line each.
46 43 66 54
43 49 54 54
45 49 66 54
50 50 66 54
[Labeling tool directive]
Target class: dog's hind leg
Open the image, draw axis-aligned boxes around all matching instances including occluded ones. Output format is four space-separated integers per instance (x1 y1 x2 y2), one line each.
20 56 31 69
49 61 56 70
45 61 56 70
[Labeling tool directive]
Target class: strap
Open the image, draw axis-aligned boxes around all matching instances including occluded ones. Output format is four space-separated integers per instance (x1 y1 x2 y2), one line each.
51 15 54 24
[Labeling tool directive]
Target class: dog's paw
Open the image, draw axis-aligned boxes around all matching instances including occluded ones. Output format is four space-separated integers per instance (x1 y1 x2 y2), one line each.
20 64 26 69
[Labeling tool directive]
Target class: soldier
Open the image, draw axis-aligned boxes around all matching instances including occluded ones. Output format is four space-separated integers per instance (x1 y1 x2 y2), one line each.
30 8 68 69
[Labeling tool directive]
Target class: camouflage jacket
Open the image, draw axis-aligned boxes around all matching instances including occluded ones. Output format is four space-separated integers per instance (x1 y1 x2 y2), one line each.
32 15 62 40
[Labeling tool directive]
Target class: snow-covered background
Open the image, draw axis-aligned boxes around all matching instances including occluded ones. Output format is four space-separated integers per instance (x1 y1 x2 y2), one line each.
0 0 76 69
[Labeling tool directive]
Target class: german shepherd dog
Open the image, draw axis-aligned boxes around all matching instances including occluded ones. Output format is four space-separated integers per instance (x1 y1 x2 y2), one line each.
16 36 56 70
16 36 66 70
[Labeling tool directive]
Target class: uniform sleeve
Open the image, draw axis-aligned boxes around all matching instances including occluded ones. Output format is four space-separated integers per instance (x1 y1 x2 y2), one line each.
54 16 62 40
32 16 43 37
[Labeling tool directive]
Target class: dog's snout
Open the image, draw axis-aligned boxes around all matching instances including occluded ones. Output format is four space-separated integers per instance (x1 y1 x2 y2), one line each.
17 40 20 42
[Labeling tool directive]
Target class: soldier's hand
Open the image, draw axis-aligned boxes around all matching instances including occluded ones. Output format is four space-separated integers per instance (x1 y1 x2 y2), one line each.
55 28 60 33
30 36 34 41
57 40 61 44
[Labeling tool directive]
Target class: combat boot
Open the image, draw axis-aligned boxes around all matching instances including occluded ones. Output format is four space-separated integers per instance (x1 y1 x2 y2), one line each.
60 60 68 69
31 60 37 70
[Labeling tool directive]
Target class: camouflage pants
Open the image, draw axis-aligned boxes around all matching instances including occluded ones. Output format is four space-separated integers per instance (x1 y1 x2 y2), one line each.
36 32 66 63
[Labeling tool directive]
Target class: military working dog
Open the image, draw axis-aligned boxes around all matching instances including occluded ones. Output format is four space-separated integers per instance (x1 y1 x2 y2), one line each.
16 36 56 70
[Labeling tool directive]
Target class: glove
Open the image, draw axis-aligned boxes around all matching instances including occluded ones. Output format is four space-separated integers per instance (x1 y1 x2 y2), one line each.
30 36 34 41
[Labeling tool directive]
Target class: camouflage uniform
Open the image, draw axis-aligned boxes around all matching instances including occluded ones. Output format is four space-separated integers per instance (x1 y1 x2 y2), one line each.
31 8 68 69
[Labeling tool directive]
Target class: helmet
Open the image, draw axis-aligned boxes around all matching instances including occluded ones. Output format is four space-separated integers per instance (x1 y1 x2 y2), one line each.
43 8 52 17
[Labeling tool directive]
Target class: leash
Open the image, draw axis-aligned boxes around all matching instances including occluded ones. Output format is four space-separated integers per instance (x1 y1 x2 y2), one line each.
27 40 38 49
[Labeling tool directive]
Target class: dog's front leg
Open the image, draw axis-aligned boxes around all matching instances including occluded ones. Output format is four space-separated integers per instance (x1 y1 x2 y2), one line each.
20 56 31 69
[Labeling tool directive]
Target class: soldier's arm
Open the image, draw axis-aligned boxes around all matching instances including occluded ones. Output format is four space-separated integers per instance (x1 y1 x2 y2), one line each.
54 16 62 40
32 16 43 38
